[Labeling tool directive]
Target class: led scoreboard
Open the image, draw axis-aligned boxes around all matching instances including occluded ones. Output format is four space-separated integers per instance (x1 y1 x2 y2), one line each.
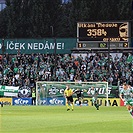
77 22 130 49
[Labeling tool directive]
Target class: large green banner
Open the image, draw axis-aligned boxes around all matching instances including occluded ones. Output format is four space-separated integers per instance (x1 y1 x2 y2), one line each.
0 38 76 54
36 82 119 100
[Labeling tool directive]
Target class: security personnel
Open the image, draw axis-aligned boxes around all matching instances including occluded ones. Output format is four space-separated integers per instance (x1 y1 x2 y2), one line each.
32 88 36 105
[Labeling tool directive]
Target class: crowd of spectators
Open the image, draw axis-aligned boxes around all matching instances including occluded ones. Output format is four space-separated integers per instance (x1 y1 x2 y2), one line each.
0 52 133 87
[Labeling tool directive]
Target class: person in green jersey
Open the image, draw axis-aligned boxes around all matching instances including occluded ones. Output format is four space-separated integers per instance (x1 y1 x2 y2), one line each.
119 83 133 118
88 86 100 110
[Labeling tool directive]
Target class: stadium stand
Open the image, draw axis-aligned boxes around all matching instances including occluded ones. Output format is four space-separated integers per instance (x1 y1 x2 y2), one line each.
0 52 132 87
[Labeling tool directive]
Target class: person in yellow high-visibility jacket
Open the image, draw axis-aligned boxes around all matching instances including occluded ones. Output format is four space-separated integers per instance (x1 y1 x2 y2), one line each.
32 89 36 105
64 85 74 111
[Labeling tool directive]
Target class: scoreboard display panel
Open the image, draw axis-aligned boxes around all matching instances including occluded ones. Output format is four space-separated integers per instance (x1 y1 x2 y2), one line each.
77 22 130 49
77 42 129 49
